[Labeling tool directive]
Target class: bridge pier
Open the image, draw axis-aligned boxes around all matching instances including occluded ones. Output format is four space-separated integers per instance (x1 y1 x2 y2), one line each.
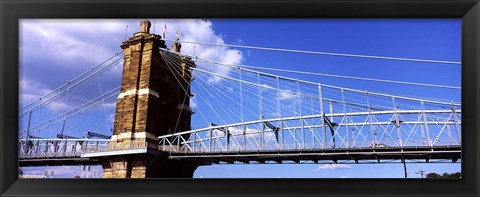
101 155 198 178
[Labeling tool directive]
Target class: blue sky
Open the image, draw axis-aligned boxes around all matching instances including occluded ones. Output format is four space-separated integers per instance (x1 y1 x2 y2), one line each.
19 19 461 178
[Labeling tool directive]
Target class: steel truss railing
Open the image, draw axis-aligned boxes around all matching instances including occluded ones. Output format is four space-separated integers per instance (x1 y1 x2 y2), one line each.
18 139 109 159
157 109 461 154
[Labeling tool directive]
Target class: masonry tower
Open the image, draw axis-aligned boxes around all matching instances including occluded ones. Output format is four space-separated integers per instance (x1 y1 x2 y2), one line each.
98 19 197 178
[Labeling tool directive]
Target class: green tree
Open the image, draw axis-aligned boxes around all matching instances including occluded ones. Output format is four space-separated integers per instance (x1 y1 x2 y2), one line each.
426 172 461 179
447 172 461 178
426 173 441 179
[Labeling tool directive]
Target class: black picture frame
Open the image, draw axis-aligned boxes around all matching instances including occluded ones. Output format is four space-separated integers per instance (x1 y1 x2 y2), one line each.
1 0 479 196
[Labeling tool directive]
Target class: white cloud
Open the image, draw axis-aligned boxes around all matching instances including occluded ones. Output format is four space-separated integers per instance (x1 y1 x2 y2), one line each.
190 97 198 109
21 166 97 178
340 175 347 178
234 38 243 45
315 164 352 171
20 19 244 104
51 166 82 177
162 19 243 83
20 19 125 68
20 79 52 104
206 126 277 147
261 83 273 89
226 127 272 136
278 89 300 100
20 19 245 141
271 113 281 117
110 59 124 72
19 79 73 112
100 101 117 110
46 101 72 111
107 113 116 124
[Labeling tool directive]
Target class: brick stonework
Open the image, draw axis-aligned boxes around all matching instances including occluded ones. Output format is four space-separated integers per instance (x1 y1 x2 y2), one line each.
102 19 197 178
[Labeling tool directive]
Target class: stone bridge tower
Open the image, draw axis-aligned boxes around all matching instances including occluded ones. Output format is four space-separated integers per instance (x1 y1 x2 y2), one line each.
98 19 197 178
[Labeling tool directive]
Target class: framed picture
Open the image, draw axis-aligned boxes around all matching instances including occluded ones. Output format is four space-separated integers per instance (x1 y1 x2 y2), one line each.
1 0 479 196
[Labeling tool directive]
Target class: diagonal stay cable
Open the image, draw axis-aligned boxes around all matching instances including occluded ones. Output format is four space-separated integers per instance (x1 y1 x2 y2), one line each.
163 49 402 113
235 65 460 90
161 52 196 132
164 53 262 121
163 52 237 127
19 55 124 117
21 86 120 135
159 48 459 106
158 51 210 131
163 38 460 65
20 51 123 112
165 54 262 125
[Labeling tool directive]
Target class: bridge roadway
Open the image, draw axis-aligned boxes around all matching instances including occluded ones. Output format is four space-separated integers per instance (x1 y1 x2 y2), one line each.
18 139 461 166
166 145 461 165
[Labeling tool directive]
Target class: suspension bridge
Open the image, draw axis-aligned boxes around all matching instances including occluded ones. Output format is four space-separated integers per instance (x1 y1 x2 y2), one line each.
18 20 461 178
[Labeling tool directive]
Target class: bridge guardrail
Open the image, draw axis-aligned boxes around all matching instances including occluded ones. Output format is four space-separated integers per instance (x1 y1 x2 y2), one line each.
19 137 460 160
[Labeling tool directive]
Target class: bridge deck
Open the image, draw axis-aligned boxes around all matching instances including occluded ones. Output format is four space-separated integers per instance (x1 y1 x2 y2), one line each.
19 157 101 167
19 145 460 166
168 145 461 165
